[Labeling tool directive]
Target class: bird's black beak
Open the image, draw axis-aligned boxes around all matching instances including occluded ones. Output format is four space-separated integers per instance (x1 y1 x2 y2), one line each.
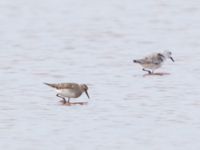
85 90 90 99
170 57 175 62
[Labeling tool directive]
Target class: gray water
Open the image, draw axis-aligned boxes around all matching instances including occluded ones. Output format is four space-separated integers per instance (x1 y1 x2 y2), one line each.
1 0 200 149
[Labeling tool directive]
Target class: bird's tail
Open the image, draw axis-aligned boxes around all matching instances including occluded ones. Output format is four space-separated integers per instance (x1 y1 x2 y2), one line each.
44 83 56 88
133 59 141 63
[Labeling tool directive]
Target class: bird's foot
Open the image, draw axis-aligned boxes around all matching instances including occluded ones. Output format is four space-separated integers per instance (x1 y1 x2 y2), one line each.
59 99 67 104
142 68 152 74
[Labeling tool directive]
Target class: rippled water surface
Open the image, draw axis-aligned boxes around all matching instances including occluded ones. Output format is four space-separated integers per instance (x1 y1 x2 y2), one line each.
1 0 200 149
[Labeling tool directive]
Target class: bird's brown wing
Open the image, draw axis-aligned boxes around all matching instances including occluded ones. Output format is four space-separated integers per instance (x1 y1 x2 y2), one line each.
44 83 79 89
144 53 163 65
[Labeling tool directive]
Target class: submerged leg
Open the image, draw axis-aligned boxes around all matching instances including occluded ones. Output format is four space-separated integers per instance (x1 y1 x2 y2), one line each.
63 98 67 104
56 94 66 103
142 68 152 74
68 98 70 103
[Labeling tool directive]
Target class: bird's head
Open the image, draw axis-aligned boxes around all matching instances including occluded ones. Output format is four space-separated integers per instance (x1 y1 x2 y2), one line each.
80 84 90 99
163 50 174 62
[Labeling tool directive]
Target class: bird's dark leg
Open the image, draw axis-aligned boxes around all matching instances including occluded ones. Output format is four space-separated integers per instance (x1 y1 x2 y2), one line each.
143 68 152 74
56 94 66 104
63 98 66 104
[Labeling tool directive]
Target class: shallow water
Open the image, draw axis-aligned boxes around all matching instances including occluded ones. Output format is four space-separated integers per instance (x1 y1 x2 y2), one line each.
1 0 200 149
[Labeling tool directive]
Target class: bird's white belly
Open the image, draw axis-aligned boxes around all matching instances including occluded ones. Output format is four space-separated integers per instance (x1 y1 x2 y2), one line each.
56 89 78 98
143 63 162 70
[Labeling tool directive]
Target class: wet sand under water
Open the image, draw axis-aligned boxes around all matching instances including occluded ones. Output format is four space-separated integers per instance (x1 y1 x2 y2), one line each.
59 101 88 106
143 72 171 77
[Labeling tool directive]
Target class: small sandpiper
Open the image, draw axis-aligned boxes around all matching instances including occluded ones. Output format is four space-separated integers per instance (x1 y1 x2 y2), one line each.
133 50 174 74
44 83 90 103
